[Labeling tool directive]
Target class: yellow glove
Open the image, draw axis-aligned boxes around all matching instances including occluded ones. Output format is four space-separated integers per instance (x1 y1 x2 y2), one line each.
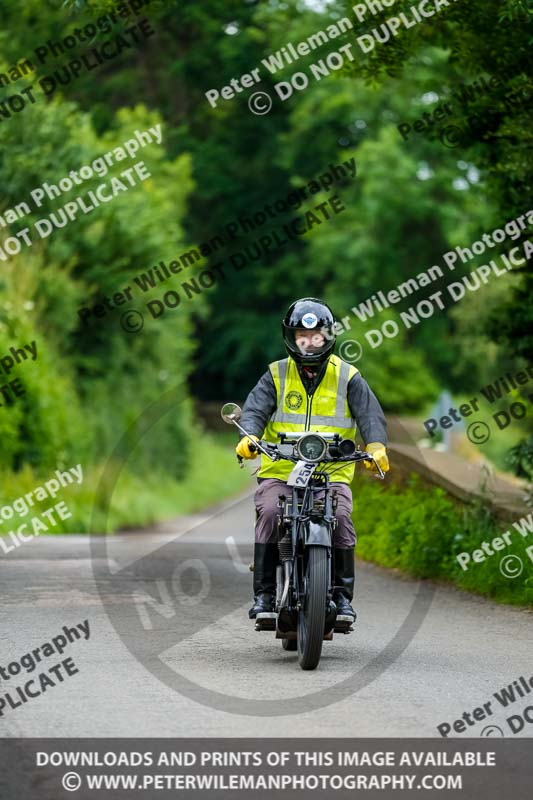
236 435 260 460
364 442 389 473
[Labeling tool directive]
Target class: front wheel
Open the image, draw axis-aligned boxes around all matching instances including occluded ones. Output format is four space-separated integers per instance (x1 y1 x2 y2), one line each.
297 546 329 670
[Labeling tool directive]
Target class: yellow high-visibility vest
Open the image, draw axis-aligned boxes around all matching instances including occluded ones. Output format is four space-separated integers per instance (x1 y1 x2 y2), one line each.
258 354 359 484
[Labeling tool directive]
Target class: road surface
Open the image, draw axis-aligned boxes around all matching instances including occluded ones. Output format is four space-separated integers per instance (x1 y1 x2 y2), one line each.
1 488 531 738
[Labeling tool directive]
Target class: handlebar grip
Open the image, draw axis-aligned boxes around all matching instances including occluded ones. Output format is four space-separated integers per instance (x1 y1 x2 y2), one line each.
370 455 385 479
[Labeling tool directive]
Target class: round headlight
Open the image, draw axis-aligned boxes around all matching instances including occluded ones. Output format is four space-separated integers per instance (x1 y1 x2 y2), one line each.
295 433 327 462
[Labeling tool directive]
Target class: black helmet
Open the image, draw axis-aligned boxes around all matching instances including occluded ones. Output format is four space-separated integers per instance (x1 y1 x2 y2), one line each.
282 297 336 366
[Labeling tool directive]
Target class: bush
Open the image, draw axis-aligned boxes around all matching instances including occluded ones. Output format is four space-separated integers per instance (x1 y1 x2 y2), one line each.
353 473 533 606
0 94 198 478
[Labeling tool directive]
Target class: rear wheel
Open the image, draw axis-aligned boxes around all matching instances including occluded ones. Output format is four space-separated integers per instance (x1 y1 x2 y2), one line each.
297 546 328 670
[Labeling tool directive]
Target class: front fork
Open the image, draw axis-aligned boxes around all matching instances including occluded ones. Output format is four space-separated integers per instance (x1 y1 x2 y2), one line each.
275 485 338 631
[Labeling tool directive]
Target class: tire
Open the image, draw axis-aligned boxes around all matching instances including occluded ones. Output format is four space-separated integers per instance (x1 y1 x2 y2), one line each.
297 546 328 670
282 638 297 651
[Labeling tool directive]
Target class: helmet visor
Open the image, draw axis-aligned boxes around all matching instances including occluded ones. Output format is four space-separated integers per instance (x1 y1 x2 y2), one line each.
287 326 332 359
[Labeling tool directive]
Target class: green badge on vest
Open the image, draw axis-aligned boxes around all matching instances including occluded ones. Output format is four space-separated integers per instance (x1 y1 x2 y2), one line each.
286 390 303 410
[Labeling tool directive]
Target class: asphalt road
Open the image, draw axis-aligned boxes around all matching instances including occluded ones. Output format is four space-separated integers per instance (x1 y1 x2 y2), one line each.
1 488 531 738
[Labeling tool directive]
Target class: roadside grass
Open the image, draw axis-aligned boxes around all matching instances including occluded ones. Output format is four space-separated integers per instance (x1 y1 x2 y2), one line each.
352 472 533 607
0 431 249 537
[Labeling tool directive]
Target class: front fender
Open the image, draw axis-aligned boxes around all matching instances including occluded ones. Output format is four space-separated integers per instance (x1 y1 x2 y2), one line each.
302 519 331 547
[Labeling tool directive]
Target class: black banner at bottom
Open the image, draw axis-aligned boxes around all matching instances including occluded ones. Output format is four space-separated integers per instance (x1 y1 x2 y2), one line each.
0 738 531 799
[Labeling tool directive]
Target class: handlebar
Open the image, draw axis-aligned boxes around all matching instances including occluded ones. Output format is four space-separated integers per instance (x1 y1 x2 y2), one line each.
236 438 385 479
267 441 384 475
225 406 385 479
237 440 256 466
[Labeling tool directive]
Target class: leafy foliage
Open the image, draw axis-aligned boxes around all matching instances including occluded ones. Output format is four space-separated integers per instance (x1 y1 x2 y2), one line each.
0 0 530 486
0 87 197 477
354 474 533 606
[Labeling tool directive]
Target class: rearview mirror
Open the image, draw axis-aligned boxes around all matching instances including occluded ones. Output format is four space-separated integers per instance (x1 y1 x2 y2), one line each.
221 403 242 424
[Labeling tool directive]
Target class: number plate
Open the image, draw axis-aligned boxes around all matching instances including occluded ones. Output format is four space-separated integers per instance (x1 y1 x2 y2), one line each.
287 460 315 487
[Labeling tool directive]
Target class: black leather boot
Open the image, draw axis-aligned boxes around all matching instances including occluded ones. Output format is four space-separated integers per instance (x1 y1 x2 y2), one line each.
333 547 356 621
248 543 278 619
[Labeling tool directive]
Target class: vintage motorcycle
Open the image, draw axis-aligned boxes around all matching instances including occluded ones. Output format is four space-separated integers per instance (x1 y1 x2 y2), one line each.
221 402 385 671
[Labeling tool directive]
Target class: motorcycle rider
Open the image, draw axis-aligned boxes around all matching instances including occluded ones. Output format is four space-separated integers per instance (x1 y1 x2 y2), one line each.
236 297 389 622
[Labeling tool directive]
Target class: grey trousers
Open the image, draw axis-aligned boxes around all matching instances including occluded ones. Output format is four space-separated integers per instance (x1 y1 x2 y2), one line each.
254 478 356 548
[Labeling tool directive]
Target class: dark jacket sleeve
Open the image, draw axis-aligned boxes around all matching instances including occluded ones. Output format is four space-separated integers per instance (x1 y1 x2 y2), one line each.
239 370 277 439
347 373 388 446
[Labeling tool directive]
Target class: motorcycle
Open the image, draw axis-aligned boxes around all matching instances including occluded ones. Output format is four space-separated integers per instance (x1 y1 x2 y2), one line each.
221 402 385 671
